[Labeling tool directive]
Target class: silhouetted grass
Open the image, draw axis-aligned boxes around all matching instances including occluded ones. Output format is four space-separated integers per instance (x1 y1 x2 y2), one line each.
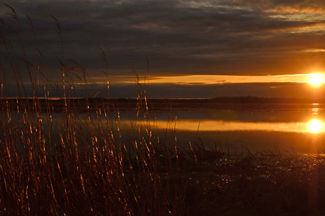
1 5 325 216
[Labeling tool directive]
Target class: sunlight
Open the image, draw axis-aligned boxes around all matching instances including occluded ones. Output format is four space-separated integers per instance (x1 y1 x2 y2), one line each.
309 74 323 86
91 73 325 85
309 119 322 133
145 119 325 133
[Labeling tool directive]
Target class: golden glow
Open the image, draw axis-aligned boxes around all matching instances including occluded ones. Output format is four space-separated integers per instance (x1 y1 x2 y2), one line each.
140 74 309 85
309 74 323 86
309 119 322 133
92 73 325 85
125 119 325 134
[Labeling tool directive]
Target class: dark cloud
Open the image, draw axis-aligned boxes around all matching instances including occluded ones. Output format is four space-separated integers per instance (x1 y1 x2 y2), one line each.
1 0 325 98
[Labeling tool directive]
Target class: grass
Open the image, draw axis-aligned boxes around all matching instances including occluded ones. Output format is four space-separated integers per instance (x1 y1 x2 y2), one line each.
1 5 325 216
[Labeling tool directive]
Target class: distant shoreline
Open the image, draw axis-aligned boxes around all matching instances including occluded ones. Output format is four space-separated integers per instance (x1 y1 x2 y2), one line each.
0 96 323 113
0 96 324 103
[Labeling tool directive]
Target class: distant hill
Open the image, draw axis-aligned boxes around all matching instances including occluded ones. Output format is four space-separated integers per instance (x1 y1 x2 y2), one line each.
1 96 324 113
0 96 323 104
209 96 323 103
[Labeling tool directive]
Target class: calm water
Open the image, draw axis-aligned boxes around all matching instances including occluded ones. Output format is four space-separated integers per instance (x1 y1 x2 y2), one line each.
117 103 325 154
3 103 325 155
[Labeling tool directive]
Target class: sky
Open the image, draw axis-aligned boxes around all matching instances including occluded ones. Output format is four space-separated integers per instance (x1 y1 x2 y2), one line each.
1 0 325 98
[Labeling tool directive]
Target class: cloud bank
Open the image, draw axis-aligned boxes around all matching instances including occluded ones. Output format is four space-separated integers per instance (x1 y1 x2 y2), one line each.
1 0 325 97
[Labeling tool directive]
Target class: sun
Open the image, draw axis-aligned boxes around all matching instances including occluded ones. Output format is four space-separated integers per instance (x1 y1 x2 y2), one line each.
309 74 323 86
309 119 322 133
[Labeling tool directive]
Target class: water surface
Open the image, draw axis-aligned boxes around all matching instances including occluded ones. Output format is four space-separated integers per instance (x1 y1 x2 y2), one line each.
122 103 325 154
3 102 325 155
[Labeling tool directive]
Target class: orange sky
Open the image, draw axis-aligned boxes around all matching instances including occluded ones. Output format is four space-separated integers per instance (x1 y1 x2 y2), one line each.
92 73 325 85
3 1 325 98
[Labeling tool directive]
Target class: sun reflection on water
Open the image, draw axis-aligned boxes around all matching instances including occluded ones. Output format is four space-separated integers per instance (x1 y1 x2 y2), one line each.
144 119 325 134
312 108 319 114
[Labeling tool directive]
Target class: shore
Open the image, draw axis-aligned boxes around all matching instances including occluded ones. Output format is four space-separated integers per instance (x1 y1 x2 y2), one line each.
0 96 324 113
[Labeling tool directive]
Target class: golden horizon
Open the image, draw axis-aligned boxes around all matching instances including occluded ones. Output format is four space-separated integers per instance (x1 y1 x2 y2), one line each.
91 73 325 85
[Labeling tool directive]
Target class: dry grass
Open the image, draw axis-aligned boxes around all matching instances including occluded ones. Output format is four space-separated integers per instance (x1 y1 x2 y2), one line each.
1 6 325 216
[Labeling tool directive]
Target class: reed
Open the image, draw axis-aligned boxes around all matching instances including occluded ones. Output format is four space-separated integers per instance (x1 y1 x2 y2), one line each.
0 6 189 215
1 6 325 216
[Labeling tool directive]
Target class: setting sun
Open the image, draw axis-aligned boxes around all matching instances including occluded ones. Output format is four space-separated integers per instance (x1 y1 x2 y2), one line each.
309 74 323 86
309 119 322 133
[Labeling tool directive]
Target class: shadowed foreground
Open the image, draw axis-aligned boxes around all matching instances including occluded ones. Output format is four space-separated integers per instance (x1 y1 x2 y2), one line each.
1 133 325 216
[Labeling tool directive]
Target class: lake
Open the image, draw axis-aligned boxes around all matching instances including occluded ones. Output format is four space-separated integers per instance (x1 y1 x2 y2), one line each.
2 100 325 155
115 102 325 155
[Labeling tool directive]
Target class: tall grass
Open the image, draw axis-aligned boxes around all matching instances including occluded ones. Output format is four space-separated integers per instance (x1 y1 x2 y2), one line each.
1 5 325 216
0 6 190 215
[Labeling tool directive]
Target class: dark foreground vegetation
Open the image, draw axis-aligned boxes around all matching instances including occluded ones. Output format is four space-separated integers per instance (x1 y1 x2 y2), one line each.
2 129 325 216
1 5 325 216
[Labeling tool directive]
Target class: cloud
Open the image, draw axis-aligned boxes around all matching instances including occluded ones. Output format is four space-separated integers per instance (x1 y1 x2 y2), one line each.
230 0 325 13
1 0 325 86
